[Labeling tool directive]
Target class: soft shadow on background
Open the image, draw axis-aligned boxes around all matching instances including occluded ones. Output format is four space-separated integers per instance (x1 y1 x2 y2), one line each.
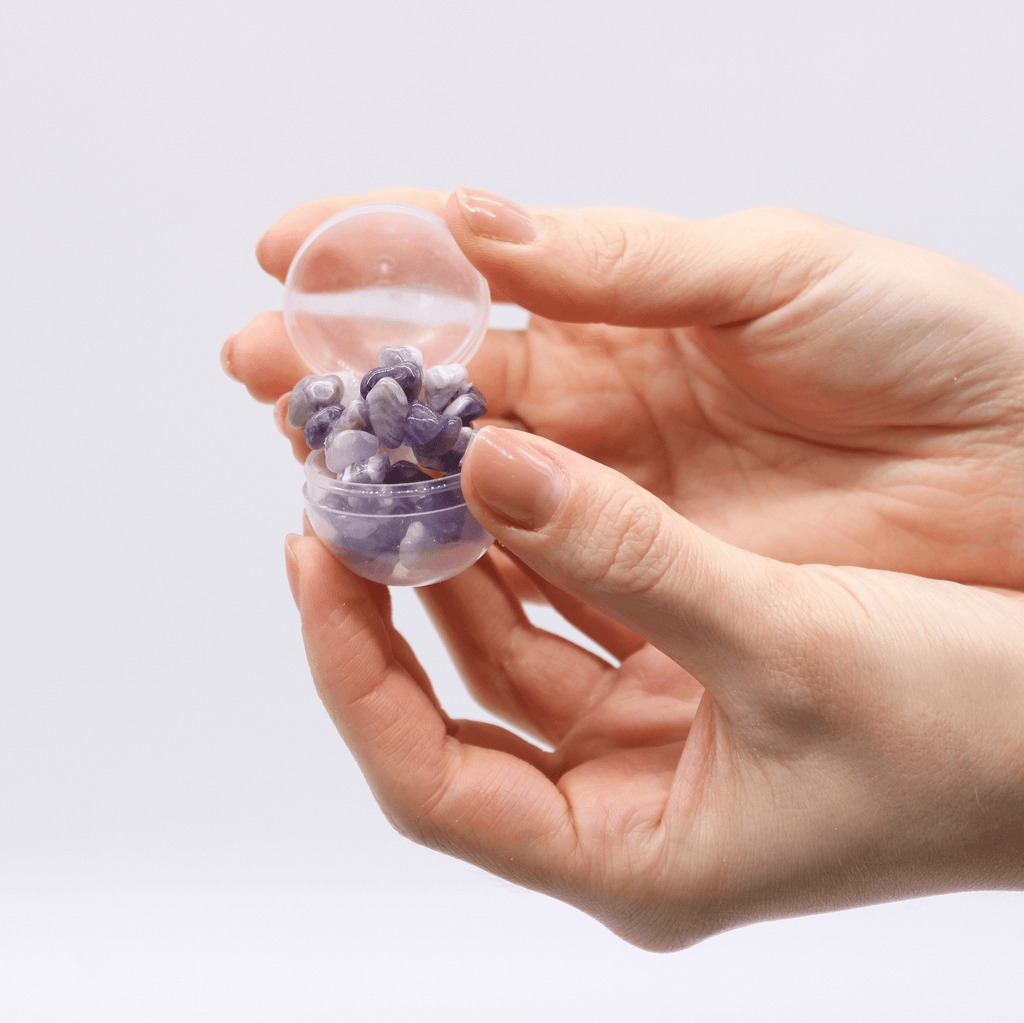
1 1 1022 1019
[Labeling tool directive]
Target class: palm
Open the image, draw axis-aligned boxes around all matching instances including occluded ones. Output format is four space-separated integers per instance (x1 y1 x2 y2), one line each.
494 284 1023 586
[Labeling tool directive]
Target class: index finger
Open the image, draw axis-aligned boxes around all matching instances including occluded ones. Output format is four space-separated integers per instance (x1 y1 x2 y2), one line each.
255 187 525 305
256 188 450 283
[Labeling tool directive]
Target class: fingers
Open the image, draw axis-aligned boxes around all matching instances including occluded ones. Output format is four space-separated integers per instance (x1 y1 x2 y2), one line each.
500 552 646 662
287 534 576 881
222 312 310 404
256 188 451 282
443 188 851 328
418 553 618 746
255 187 524 303
484 546 549 604
460 426 800 704
273 394 311 463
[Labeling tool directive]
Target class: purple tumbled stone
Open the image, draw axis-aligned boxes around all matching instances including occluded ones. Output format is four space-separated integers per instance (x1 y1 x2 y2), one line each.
341 452 390 484
443 389 487 425
384 460 433 485
402 400 442 447
359 366 390 398
391 362 422 402
304 404 345 449
413 415 461 459
366 377 408 448
422 364 468 412
399 521 439 565
450 425 473 460
360 363 421 403
331 397 371 435
287 374 343 429
425 505 467 543
325 429 378 474
380 345 424 371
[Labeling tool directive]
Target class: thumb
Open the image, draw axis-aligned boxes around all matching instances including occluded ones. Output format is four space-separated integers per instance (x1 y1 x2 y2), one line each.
444 188 847 328
461 426 798 696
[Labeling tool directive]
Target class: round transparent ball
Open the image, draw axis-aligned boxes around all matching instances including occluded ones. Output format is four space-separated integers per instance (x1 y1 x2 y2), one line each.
303 450 493 586
284 203 495 586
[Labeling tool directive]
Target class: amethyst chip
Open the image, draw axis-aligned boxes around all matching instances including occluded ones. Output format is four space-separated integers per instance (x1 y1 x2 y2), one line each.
341 453 390 484
443 386 487 424
422 364 468 413
360 363 421 403
325 429 378 474
287 374 344 429
402 400 443 447
384 460 433 485
304 404 345 449
366 377 409 448
380 345 424 370
413 415 461 459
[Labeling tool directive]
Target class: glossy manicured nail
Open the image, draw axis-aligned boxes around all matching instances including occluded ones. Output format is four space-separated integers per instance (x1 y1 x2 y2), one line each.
466 427 564 529
454 187 540 244
285 534 301 607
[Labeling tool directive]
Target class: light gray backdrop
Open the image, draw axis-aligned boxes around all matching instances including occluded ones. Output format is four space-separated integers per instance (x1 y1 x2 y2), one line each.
1 0 1022 1019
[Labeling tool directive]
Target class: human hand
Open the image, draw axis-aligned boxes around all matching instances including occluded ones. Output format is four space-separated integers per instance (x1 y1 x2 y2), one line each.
226 188 1024 588
284 431 1024 950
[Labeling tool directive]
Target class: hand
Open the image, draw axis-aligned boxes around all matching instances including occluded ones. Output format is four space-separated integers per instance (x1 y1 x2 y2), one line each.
285 431 1024 950
226 187 1024 588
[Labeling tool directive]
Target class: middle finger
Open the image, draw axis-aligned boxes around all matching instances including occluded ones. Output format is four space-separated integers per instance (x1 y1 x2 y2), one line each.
418 552 617 746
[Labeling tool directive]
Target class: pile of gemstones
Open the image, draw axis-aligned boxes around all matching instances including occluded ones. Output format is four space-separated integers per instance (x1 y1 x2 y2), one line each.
288 345 490 572
288 344 487 483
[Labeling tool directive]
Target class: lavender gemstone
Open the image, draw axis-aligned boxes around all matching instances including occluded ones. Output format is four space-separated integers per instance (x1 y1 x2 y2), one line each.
399 521 439 564
325 429 378 474
380 345 424 371
287 374 343 429
366 377 408 448
332 397 371 435
338 371 362 404
396 361 423 401
413 452 445 472
341 452 390 484
316 515 377 570
402 400 442 447
422 364 468 412
384 460 433 485
359 366 389 397
303 404 345 449
356 515 407 557
418 480 465 513
360 363 421 403
414 415 461 459
448 426 474 463
336 519 400 560
443 390 487 425
425 505 467 544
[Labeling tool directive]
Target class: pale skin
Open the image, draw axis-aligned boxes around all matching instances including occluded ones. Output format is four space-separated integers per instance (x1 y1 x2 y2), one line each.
223 188 1024 950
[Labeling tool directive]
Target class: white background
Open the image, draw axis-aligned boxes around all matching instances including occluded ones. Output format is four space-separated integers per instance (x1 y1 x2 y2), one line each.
1 1 1022 1019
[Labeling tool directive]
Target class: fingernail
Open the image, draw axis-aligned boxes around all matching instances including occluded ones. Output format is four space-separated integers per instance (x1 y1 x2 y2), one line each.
465 427 564 529
220 335 240 381
285 534 301 607
455 187 540 244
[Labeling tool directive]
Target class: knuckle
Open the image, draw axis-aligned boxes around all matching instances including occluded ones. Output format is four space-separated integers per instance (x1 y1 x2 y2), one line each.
574 216 666 321
742 206 851 292
569 487 676 596
743 564 870 739
377 780 449 850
